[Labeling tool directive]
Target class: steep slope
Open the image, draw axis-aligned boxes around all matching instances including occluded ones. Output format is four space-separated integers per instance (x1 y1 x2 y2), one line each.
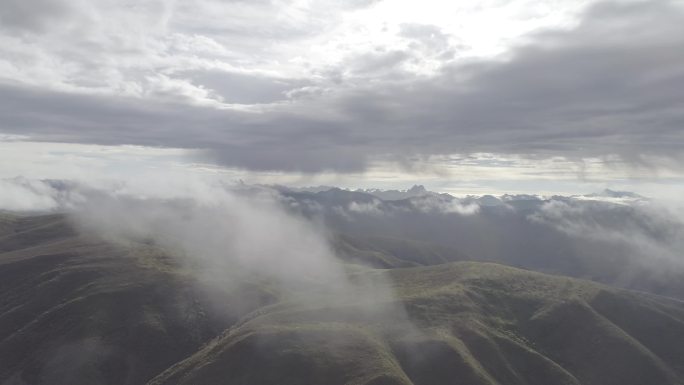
0 212 77 253
0 214 276 385
2 213 684 385
332 233 471 268
149 263 684 385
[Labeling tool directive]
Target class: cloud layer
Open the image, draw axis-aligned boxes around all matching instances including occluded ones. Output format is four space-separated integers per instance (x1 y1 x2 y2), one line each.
1 0 683 172
3 176 684 299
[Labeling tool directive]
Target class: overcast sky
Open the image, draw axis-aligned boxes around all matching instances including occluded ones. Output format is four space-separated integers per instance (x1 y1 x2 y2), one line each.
1 0 683 197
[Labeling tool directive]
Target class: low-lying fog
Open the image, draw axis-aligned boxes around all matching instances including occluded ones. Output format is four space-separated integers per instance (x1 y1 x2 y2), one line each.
2 176 684 300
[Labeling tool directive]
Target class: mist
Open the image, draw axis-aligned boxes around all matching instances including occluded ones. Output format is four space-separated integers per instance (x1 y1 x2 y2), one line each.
0 176 415 324
3 175 684 301
3 175 684 383
274 186 684 299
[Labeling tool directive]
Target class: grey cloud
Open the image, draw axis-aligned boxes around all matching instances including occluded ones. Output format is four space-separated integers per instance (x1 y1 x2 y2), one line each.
0 83 371 172
0 0 73 33
346 49 412 76
0 178 91 212
330 0 684 162
178 70 313 104
172 0 378 42
528 198 684 286
1 1 683 172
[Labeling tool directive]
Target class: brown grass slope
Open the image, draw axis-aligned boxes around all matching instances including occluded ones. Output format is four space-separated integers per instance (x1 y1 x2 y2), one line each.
0 214 683 385
149 263 684 385
0 214 275 385
332 233 471 268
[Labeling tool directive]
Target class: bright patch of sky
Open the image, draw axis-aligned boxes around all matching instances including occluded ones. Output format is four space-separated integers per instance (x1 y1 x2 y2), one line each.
0 0 594 106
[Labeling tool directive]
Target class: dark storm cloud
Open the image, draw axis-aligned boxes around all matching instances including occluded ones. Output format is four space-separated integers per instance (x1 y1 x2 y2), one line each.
1 0 683 172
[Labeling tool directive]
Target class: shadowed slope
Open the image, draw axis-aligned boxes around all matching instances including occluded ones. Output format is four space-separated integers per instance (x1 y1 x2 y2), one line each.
0 214 276 385
332 233 471 268
1 214 684 385
149 263 684 385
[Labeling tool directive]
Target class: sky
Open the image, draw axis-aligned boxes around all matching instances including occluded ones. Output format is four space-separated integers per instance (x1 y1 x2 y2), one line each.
1 0 683 198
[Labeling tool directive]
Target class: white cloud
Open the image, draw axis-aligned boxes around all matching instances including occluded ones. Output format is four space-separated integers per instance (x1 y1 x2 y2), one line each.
529 199 684 269
409 195 480 215
347 199 383 214
0 178 83 211
0 0 592 105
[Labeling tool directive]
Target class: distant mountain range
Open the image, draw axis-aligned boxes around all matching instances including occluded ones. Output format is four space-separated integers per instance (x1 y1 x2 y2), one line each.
272 184 646 204
267 186 681 300
0 179 678 298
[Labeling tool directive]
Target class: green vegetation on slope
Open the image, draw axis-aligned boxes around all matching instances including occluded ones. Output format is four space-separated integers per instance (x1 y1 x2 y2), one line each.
150 263 684 385
332 233 471 268
1 213 683 385
0 214 276 385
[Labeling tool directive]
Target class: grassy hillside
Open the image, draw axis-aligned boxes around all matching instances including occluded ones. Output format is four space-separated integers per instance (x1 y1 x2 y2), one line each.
332 233 471 268
1 213 683 385
0 214 277 385
147 262 684 385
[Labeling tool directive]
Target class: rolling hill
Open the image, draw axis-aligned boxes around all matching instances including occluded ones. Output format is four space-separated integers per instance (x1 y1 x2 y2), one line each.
148 263 684 385
1 213 683 385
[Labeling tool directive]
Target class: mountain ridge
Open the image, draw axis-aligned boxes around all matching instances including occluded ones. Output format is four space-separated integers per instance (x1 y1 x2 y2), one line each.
1 213 684 385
